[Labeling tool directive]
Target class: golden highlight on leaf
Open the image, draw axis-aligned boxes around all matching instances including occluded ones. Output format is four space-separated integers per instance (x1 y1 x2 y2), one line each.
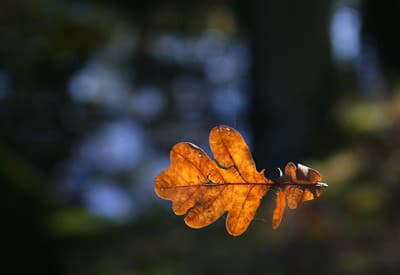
155 125 327 236
272 188 286 230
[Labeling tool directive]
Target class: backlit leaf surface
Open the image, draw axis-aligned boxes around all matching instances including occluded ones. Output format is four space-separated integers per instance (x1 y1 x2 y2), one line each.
155 125 327 236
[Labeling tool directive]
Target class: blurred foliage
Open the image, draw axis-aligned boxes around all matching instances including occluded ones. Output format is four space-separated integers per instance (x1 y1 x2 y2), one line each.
1 0 400 275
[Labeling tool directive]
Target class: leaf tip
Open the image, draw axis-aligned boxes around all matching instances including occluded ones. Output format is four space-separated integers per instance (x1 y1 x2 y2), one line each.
272 223 280 230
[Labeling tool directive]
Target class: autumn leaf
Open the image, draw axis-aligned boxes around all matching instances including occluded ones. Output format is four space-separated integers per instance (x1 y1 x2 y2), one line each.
271 162 327 229
155 125 327 236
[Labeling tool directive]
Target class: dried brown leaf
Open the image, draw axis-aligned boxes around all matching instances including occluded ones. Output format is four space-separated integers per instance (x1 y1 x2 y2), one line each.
155 125 327 236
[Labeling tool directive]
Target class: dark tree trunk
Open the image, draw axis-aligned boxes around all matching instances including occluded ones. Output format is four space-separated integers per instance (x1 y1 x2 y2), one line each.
238 0 335 167
362 0 400 83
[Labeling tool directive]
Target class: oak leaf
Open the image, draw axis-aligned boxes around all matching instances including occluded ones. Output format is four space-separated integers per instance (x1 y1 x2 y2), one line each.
155 125 327 236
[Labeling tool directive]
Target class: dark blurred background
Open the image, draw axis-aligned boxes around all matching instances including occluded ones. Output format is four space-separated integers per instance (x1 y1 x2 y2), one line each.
1 0 400 274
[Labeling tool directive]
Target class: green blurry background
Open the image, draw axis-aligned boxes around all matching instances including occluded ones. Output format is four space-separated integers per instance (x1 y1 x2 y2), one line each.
1 0 400 274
